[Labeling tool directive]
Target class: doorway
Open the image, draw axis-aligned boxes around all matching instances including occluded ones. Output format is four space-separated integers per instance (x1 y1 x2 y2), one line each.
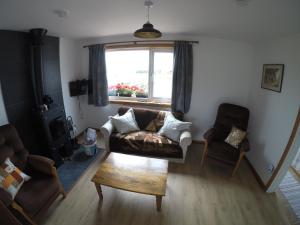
266 107 300 224
291 148 300 177
278 146 300 224
267 107 300 192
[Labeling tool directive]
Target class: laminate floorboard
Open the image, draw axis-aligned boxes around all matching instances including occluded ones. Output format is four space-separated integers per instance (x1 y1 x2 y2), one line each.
40 143 291 225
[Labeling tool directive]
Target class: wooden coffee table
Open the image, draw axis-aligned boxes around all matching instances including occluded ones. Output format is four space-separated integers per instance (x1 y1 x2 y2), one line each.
91 152 168 211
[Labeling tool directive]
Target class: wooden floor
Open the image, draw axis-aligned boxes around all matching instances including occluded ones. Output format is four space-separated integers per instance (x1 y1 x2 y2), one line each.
40 143 291 225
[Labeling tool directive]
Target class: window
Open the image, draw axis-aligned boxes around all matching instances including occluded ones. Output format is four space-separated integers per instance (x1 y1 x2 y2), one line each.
105 47 173 103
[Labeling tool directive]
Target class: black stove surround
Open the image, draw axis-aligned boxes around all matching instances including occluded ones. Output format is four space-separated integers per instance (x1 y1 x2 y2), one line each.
0 29 73 166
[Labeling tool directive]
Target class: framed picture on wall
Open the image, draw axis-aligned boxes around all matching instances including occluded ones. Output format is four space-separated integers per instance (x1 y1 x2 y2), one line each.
261 64 284 93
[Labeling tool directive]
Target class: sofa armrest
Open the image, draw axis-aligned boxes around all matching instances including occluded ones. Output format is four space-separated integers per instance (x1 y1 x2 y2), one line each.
179 131 192 162
100 120 114 137
203 128 216 144
239 138 250 152
100 119 115 152
179 131 192 149
0 201 22 225
27 155 55 176
0 188 13 207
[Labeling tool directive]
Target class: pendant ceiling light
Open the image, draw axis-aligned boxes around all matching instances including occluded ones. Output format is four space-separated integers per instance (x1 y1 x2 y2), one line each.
134 0 162 39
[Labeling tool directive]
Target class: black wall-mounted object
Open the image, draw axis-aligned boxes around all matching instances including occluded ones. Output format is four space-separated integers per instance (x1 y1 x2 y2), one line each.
69 79 88 97
0 29 73 166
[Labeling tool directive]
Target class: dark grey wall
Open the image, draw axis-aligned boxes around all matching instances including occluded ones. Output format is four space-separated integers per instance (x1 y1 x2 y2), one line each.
0 30 64 154
0 30 38 152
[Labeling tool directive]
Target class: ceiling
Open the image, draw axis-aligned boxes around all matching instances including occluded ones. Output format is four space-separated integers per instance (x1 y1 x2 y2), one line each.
0 0 300 42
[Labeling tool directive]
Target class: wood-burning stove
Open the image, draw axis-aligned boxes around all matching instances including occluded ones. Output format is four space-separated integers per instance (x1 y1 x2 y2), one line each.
29 28 73 166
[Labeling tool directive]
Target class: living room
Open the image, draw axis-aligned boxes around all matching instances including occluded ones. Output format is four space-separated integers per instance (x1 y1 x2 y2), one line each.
1 0 300 224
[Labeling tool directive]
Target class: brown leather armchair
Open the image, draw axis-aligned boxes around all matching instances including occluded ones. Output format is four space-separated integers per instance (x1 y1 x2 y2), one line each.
201 103 250 176
0 124 65 225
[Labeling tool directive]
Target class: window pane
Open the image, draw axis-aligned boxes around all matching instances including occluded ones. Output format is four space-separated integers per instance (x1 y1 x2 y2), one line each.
106 50 149 98
153 52 173 99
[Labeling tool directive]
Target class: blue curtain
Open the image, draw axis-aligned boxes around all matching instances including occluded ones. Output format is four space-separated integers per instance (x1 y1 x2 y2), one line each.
171 41 193 113
88 44 108 106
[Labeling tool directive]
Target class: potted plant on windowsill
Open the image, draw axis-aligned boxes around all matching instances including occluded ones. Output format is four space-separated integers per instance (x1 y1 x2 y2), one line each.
130 86 147 98
117 84 133 97
108 83 148 98
135 90 147 98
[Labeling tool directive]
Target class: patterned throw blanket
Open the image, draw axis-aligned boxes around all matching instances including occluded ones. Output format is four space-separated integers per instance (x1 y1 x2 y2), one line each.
110 131 182 158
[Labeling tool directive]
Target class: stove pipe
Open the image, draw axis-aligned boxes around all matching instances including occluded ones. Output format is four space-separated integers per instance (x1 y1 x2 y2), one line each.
29 28 48 109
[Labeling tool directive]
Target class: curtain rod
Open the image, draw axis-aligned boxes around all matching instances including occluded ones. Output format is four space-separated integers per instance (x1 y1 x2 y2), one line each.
83 40 199 48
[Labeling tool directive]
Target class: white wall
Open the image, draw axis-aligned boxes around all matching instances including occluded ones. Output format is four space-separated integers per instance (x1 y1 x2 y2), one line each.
79 34 254 140
0 81 8 126
247 34 300 186
185 37 253 140
60 38 87 134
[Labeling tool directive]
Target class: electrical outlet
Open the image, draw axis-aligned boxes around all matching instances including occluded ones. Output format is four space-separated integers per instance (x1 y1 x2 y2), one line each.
267 164 274 173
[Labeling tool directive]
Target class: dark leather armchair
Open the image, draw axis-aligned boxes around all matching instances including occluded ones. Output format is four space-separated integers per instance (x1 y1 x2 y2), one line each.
0 124 65 225
201 103 250 176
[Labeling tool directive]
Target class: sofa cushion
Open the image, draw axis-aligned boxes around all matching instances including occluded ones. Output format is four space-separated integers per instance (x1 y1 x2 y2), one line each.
158 113 192 142
0 158 31 199
207 141 240 164
145 111 165 132
111 108 140 134
0 125 28 171
118 107 184 130
225 126 247 149
14 171 60 216
109 131 182 158
213 103 249 141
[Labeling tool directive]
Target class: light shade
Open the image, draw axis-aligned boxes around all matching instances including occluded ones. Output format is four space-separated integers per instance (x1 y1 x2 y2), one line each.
134 22 162 39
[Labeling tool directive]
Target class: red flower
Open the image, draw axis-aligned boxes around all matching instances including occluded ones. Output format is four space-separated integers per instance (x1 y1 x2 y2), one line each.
131 86 138 91
116 83 121 89
137 88 144 93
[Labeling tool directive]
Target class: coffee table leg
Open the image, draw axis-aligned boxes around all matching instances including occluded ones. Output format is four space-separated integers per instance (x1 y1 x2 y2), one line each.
156 196 162 211
94 183 103 200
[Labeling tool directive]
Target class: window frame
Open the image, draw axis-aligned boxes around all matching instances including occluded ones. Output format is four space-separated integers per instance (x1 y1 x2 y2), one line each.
105 46 174 104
